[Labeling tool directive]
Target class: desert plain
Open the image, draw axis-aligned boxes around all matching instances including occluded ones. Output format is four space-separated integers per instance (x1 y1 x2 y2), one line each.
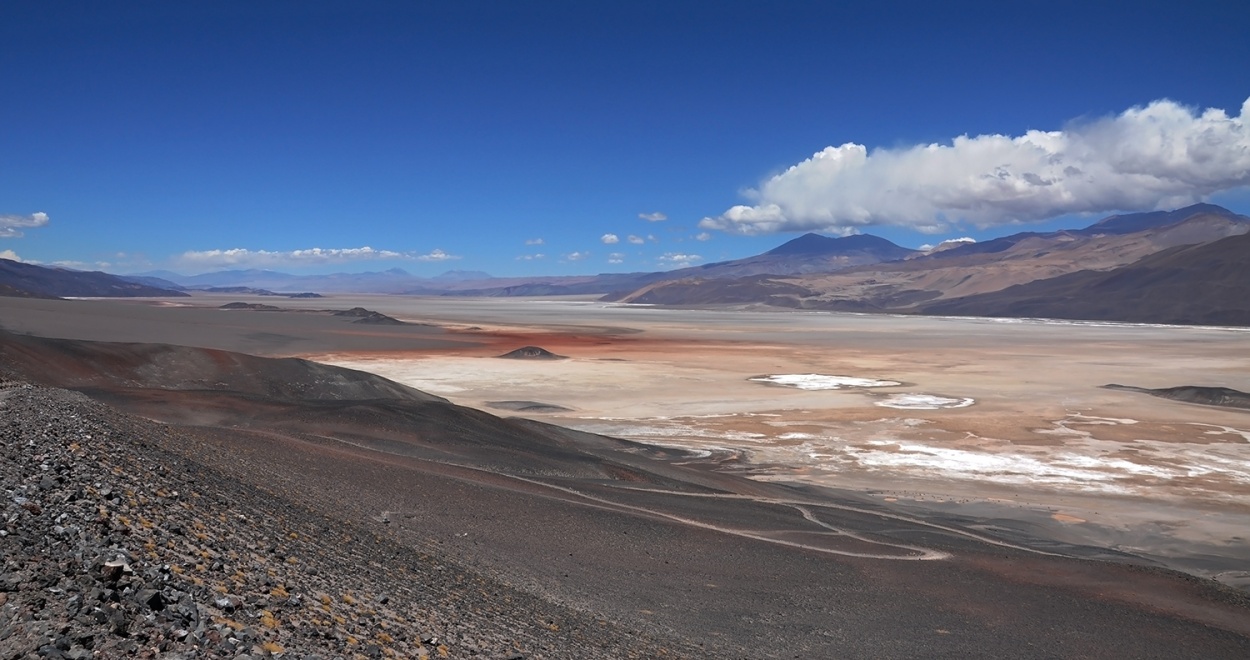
328 299 1250 582
4 293 1250 656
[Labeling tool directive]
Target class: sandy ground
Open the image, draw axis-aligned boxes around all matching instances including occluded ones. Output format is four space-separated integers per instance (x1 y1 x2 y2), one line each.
5 293 1250 589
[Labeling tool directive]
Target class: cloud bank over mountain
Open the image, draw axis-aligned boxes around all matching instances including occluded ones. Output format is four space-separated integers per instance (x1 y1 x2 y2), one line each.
702 97 1250 236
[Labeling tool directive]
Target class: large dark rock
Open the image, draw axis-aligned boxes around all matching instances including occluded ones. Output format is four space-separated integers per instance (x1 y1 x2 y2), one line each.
497 346 566 360
1103 384 1250 410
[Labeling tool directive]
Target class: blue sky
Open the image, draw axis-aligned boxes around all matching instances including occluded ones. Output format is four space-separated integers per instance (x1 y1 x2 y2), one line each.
3 1 1249 276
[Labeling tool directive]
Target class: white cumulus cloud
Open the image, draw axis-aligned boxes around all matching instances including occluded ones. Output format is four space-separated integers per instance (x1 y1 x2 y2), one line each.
639 211 667 222
416 249 460 262
627 235 645 245
516 253 546 261
658 252 703 268
607 252 625 264
919 237 977 252
702 97 1250 235
695 232 712 241
177 246 413 268
50 260 111 270
0 249 22 262
601 233 620 244
0 211 50 238
525 238 544 245
564 251 589 261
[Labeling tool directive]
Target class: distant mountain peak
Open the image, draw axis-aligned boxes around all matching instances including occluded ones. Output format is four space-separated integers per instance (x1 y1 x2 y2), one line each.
765 232 909 256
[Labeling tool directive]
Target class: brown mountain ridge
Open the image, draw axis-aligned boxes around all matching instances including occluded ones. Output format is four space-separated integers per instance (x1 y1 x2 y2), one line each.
616 203 1250 325
0 258 188 299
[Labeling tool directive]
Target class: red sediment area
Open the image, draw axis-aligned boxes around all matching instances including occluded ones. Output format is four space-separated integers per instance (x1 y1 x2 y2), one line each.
316 324 723 361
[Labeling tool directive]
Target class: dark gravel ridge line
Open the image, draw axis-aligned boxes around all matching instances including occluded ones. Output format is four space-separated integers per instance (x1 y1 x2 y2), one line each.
0 380 697 659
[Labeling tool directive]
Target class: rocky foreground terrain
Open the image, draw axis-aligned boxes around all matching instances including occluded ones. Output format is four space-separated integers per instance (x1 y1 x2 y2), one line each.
0 379 692 659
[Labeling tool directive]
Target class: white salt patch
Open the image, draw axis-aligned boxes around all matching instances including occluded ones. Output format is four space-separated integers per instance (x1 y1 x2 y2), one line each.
1057 454 1180 479
874 394 974 410
749 374 901 390
843 441 1146 494
778 432 821 440
1034 422 1093 439
1070 413 1139 425
568 420 768 444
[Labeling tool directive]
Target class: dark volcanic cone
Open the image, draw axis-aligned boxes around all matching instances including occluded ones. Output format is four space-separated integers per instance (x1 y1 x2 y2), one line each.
332 306 376 317
1103 384 1250 410
332 307 407 325
498 345 566 360
352 312 406 325
220 301 282 310
487 400 575 413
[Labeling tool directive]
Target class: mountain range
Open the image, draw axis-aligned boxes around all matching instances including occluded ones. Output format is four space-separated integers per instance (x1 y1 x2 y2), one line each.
0 259 188 299
918 229 1250 326
2 203 1247 326
614 203 1250 325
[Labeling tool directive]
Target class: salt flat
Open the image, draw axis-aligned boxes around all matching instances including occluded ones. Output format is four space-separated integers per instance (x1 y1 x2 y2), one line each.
306 296 1250 587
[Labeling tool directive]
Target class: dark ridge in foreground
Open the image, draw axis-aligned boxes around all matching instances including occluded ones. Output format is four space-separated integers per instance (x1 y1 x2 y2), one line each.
497 346 566 360
0 382 684 658
1103 384 1250 410
0 330 444 405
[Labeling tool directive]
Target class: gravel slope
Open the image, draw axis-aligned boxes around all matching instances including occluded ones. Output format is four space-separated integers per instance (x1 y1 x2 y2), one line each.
0 380 695 659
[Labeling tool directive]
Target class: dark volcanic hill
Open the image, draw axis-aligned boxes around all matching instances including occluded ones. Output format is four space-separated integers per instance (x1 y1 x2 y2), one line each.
200 286 322 298
1104 384 1250 410
0 259 188 299
497 345 566 359
332 307 407 324
220 301 283 311
765 232 913 258
917 230 1250 325
624 233 916 291
0 330 442 404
